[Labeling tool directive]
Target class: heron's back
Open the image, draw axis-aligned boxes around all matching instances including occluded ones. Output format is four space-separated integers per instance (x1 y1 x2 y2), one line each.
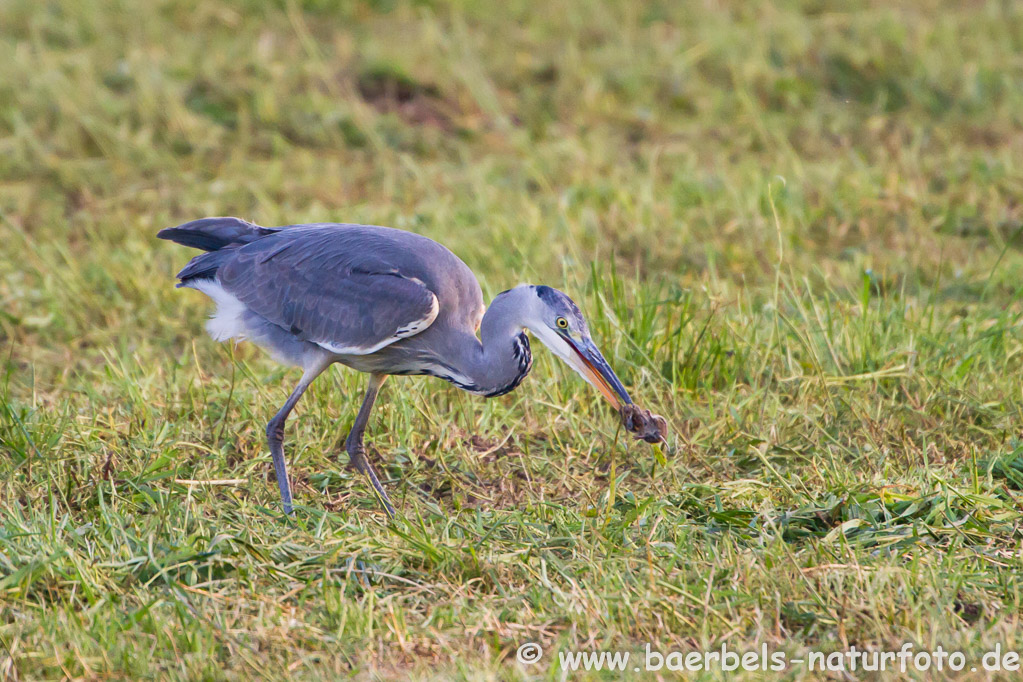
161 219 485 367
278 223 485 334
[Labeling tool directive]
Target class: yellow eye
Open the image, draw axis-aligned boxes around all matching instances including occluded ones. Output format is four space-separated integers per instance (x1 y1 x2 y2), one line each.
556 317 568 329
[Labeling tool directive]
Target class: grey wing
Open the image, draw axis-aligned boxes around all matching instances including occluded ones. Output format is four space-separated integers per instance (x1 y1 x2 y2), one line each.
218 229 439 355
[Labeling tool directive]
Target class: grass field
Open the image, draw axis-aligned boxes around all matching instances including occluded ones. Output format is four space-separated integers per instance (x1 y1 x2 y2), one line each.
3 0 1023 678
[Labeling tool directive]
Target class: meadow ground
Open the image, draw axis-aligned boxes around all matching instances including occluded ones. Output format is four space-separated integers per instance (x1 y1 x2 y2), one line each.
2 0 1023 679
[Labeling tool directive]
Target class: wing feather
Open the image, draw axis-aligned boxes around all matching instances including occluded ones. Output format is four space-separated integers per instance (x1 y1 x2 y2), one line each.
217 227 439 355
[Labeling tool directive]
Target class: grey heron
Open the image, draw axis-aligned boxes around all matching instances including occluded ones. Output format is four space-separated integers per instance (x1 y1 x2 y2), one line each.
159 217 644 517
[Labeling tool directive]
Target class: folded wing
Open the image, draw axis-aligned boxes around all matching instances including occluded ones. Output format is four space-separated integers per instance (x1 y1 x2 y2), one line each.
217 227 439 355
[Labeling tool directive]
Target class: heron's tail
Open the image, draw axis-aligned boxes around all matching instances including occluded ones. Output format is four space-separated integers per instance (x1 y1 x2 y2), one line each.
159 217 281 286
157 217 280 252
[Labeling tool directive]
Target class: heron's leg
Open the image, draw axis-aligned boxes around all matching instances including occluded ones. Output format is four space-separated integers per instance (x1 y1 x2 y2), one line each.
266 362 327 515
345 373 396 518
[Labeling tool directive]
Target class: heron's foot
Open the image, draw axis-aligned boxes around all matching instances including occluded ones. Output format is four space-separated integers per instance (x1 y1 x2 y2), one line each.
339 558 377 589
371 482 397 519
347 445 397 519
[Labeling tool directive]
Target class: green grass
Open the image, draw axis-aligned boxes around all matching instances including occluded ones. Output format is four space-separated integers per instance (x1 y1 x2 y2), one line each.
3 0 1023 678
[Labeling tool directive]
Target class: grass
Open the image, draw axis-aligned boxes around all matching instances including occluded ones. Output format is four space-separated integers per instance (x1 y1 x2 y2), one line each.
2 0 1023 678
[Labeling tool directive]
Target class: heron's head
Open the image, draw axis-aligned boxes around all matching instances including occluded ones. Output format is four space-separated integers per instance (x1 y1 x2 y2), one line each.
520 285 633 410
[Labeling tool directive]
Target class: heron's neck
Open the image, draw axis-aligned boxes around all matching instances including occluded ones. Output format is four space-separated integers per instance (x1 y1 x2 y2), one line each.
439 289 533 397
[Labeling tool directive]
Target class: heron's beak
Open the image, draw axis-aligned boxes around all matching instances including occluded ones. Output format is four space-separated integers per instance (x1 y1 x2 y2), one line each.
564 334 632 410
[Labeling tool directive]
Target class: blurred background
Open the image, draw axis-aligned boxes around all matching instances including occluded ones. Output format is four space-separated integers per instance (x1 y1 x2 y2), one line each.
2 0 1023 678
4 0 1021 349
